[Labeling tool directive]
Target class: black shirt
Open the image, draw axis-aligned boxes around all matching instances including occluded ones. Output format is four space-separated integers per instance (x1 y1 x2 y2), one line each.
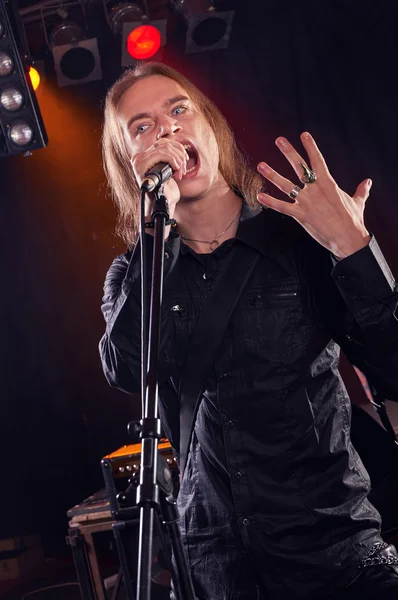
100 205 398 599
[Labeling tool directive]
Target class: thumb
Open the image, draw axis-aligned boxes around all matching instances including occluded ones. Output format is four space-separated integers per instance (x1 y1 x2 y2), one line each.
353 178 372 204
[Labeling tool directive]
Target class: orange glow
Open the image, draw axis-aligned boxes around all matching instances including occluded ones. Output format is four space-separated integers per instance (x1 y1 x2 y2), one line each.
29 66 40 91
127 25 161 60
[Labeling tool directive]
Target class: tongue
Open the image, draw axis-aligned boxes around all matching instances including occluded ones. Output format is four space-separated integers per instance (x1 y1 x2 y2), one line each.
186 151 197 170
187 156 196 170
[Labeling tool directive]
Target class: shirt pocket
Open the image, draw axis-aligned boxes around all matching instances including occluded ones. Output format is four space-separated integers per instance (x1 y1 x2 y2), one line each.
161 295 197 368
240 279 309 362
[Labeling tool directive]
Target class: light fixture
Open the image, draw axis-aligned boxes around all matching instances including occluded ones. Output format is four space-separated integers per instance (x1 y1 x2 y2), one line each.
0 86 24 111
51 37 102 87
9 120 34 146
42 3 102 87
122 20 167 66
107 2 144 35
185 7 235 54
126 24 162 60
0 50 14 76
29 66 40 91
0 0 47 158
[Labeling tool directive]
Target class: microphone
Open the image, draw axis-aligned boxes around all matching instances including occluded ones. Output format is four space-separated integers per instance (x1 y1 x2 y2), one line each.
141 162 173 192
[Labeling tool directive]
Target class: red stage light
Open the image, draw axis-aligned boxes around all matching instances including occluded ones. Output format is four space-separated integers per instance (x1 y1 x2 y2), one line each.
126 25 161 60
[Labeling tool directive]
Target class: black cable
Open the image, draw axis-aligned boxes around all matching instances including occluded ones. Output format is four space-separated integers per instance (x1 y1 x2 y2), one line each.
140 187 148 416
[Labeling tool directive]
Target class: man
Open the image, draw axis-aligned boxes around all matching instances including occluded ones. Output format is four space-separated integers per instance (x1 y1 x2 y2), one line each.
100 62 398 599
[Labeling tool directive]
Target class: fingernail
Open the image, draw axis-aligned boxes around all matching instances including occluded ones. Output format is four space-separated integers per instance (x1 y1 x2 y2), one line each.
301 132 310 140
259 163 270 173
368 179 372 188
277 137 288 148
257 194 268 205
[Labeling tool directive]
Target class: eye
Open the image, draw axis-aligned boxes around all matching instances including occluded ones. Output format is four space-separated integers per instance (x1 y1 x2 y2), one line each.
171 105 188 116
135 123 150 135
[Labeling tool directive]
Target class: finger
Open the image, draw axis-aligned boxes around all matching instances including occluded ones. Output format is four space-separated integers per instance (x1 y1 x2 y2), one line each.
353 178 372 204
274 137 315 183
257 192 299 216
155 139 189 177
133 146 186 182
257 161 302 199
299 132 331 178
153 141 188 180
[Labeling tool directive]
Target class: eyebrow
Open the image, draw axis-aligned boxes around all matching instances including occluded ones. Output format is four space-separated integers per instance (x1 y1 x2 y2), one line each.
126 95 190 130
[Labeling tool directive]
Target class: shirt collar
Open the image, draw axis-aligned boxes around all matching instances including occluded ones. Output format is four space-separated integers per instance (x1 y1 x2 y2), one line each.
171 201 273 257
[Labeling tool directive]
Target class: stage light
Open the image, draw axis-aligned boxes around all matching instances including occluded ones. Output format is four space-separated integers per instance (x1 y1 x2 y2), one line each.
108 2 144 35
185 9 235 54
29 66 40 91
127 24 161 59
9 121 34 146
50 20 86 47
0 0 47 157
122 20 167 66
51 36 102 87
0 86 24 111
0 50 14 76
44 10 102 87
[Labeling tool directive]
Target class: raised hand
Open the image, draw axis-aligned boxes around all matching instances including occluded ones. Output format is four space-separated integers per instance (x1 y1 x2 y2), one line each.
257 132 372 259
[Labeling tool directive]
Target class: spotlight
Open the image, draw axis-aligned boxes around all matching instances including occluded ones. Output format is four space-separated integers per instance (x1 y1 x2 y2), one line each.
0 86 24 111
52 38 102 87
122 20 167 66
9 120 34 146
45 6 102 87
0 0 47 157
108 2 144 35
29 66 40 91
0 50 14 76
185 9 235 54
127 24 161 60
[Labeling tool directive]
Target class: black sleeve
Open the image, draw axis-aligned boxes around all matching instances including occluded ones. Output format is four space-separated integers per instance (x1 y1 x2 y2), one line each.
99 233 181 394
306 235 398 401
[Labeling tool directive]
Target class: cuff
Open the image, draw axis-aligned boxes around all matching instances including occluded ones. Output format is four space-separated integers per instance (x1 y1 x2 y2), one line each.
331 236 397 312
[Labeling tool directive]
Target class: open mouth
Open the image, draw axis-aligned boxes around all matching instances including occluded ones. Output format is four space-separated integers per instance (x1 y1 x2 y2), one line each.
183 143 199 177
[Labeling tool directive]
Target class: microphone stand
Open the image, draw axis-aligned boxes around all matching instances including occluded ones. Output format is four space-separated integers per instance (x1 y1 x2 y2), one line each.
133 183 197 600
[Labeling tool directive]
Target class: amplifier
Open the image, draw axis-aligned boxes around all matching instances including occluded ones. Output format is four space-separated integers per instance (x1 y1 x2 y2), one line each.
102 438 177 480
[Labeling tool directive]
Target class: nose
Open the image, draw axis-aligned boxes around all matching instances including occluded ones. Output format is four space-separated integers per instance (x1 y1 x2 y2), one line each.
156 116 182 140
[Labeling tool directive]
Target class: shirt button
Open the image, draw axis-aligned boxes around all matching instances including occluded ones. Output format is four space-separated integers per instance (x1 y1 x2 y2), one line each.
235 471 242 480
165 252 169 260
203 273 207 280
224 420 233 429
242 518 250 526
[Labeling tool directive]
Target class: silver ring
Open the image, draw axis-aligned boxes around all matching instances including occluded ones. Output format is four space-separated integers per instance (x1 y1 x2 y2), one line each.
289 185 301 200
299 162 317 184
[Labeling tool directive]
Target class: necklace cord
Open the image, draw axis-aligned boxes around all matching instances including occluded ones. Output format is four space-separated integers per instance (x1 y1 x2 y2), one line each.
179 207 242 251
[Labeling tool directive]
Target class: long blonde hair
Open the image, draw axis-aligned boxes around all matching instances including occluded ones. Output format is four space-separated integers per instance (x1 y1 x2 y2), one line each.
102 62 262 246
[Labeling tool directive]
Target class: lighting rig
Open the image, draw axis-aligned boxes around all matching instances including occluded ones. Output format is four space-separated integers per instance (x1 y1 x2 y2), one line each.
0 0 47 158
19 1 236 87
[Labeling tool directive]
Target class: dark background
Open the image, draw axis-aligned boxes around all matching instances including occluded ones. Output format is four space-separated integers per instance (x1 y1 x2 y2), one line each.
1 0 397 555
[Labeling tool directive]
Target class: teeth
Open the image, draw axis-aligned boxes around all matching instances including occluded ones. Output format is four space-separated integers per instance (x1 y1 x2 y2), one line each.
186 165 196 173
183 144 192 150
